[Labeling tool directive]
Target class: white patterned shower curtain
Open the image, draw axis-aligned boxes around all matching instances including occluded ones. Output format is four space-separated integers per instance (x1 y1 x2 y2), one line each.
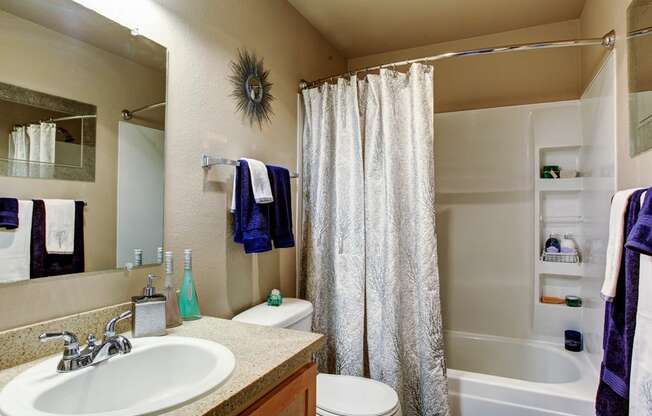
301 64 449 416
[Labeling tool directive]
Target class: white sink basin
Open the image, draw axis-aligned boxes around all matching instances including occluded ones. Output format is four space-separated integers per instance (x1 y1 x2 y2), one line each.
0 336 236 416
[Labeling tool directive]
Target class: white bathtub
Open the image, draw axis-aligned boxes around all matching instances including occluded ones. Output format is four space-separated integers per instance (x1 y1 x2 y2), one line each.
445 331 598 416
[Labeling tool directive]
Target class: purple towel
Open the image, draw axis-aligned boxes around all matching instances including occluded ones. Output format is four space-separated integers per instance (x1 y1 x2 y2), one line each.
233 160 272 254
596 189 646 416
267 165 295 249
0 198 19 229
626 189 652 256
30 200 85 278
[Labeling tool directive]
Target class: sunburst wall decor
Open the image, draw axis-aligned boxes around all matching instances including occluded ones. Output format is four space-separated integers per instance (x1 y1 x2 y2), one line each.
228 49 274 127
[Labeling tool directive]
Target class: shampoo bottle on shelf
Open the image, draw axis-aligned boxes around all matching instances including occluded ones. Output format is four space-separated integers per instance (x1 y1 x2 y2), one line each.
178 248 201 320
164 251 182 328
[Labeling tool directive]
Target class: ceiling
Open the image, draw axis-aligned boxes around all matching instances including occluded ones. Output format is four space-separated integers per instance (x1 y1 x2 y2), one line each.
288 0 587 58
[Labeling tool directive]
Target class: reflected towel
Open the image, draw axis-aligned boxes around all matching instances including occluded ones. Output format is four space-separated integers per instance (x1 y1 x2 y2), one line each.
602 189 640 301
44 199 76 254
31 200 84 278
242 158 273 204
27 124 41 162
0 198 19 229
267 165 294 248
233 160 272 254
10 127 28 161
39 122 56 164
0 200 33 283
596 189 646 416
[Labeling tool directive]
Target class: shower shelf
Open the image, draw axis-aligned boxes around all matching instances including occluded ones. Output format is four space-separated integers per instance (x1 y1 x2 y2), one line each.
536 178 584 192
537 261 583 276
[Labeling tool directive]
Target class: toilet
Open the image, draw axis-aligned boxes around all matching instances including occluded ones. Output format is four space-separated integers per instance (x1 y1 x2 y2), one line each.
233 298 401 416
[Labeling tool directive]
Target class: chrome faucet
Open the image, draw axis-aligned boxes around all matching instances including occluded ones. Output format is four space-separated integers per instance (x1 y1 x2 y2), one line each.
39 310 133 372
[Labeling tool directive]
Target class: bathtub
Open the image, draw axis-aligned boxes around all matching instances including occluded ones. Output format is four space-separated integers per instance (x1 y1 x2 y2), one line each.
445 331 598 416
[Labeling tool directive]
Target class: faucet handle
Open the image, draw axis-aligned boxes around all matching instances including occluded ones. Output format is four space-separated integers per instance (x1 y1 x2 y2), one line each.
39 331 80 358
104 310 133 338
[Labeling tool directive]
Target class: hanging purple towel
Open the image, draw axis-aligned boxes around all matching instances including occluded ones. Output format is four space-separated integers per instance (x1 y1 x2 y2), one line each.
267 165 295 249
626 189 652 256
0 198 19 229
596 189 646 416
233 160 272 254
30 200 85 278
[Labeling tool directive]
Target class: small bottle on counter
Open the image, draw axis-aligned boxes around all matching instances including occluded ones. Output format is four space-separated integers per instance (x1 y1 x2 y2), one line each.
164 251 182 328
178 248 201 320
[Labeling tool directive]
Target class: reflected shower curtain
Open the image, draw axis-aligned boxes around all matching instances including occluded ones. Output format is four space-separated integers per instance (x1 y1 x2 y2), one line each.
301 64 449 416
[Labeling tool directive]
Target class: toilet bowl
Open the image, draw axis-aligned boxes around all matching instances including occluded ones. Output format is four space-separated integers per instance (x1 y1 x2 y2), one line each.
233 298 401 416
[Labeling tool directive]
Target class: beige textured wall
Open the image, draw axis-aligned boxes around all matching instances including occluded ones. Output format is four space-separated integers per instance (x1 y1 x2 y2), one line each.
348 20 583 113
0 10 165 272
65 0 346 320
581 0 652 190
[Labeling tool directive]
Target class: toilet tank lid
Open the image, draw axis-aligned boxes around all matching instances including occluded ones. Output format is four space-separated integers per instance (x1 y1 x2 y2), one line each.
232 298 313 328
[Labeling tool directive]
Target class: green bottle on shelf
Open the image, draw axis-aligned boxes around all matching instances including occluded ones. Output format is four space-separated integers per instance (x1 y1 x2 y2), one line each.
178 248 201 320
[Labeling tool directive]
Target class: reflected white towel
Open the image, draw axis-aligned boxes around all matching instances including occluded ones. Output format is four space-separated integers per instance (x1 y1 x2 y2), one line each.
601 188 640 301
0 200 33 283
27 124 41 162
44 199 75 254
39 122 56 164
629 192 651 416
242 158 273 204
11 127 28 161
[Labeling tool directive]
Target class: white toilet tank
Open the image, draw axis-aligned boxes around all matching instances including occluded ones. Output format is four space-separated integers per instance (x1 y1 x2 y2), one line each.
232 298 313 332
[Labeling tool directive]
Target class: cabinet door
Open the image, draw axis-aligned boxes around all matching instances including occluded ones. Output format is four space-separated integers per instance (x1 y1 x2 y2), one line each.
239 363 317 416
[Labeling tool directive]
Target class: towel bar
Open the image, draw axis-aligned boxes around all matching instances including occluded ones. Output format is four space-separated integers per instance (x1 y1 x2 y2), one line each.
201 154 299 178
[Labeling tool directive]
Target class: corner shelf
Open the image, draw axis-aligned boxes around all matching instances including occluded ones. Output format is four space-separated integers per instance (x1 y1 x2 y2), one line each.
537 260 583 276
536 178 584 192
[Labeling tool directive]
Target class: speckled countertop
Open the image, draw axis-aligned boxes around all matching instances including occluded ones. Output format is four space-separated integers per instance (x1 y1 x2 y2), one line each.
0 317 324 416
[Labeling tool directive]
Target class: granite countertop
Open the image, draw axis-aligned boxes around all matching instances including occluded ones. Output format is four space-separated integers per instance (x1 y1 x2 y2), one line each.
0 317 324 416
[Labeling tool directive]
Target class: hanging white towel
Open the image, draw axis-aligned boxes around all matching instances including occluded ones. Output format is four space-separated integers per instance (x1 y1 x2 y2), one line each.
601 188 640 300
0 200 33 283
27 123 41 162
44 199 76 254
242 158 273 204
230 166 238 213
8 131 14 160
629 192 651 416
39 122 56 164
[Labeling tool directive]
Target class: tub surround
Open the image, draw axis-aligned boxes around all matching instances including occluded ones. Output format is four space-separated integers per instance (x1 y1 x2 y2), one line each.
0 314 324 416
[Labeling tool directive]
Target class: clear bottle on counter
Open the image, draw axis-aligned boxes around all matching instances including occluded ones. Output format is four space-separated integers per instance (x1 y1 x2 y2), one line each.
164 251 182 328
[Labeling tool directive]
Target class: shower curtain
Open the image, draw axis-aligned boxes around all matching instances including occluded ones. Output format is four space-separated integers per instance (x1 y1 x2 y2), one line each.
301 64 449 416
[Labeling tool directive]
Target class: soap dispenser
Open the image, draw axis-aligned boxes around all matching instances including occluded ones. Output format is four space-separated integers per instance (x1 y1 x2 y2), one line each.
131 273 167 337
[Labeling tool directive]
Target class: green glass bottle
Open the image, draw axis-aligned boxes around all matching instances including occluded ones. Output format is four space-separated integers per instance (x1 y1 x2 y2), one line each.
178 248 201 320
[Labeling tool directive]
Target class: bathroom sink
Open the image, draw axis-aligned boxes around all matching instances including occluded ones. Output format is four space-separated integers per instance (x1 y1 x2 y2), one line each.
0 336 236 416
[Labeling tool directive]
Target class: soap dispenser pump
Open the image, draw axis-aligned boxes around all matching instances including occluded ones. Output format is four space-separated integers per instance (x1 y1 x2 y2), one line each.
131 273 167 337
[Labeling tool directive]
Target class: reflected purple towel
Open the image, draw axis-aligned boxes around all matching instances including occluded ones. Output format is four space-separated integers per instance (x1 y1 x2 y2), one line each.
30 200 85 278
267 165 295 249
596 189 645 416
233 160 272 254
0 198 19 229
626 189 652 256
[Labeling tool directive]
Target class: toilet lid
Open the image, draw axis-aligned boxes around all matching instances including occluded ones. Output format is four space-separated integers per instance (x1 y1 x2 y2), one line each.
317 374 400 416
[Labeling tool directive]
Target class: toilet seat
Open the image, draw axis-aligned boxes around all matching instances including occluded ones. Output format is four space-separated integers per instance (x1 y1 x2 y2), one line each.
316 374 401 416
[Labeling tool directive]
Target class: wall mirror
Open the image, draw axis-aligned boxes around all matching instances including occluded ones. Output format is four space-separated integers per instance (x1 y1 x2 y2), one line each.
628 0 652 156
0 0 167 284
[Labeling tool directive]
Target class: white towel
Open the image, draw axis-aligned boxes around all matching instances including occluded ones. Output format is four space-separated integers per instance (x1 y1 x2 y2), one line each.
44 199 76 254
629 192 651 416
27 123 41 162
241 158 273 204
11 127 28 161
601 188 640 301
0 200 33 283
230 166 238 213
39 122 56 164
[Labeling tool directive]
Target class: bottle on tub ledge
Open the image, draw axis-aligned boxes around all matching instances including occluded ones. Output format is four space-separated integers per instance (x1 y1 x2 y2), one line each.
178 248 201 320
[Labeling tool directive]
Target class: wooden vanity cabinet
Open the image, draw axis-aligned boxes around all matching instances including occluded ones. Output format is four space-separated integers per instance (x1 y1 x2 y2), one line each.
239 363 317 416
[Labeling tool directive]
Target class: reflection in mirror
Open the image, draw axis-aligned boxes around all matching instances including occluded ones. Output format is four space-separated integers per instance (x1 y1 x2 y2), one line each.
628 0 652 156
0 0 166 284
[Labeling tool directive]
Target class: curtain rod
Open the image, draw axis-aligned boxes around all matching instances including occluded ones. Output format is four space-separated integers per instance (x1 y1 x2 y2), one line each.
121 102 166 120
299 29 617 90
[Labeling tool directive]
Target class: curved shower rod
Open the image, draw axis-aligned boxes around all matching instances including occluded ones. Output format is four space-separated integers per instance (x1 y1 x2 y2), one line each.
299 29 618 90
121 101 166 120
